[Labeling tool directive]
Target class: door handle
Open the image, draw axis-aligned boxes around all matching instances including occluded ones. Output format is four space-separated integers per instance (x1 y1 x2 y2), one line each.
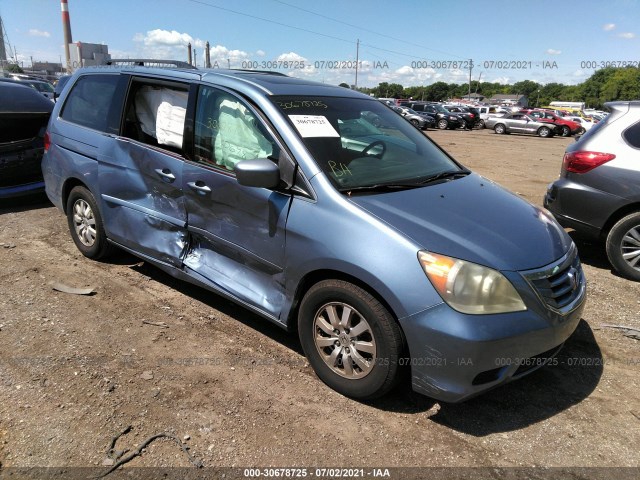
187 181 212 194
155 168 176 182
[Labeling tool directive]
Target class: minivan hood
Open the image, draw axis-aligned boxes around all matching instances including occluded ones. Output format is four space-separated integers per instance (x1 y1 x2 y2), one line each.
349 173 571 271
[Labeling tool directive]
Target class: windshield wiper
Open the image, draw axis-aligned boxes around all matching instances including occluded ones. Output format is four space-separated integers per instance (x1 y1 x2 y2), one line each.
338 170 471 195
414 169 471 185
339 182 424 194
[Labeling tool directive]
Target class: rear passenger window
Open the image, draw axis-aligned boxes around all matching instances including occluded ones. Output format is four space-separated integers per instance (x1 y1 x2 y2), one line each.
622 120 640 149
122 80 189 154
61 75 119 132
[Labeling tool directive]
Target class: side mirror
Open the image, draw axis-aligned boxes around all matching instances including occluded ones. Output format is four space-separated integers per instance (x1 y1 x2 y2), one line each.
234 158 280 189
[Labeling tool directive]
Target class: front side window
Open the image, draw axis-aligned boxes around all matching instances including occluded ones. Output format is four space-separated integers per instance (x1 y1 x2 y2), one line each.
61 75 119 132
272 96 462 192
194 85 278 171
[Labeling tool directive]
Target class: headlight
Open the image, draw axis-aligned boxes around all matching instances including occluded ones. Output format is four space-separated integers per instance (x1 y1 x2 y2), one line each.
418 251 527 315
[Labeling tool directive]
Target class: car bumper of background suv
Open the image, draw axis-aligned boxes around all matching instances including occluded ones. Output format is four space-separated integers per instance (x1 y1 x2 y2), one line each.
544 178 630 240
398 246 586 403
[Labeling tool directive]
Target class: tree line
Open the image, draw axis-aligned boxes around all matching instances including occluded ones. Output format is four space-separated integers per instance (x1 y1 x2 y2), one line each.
350 67 640 109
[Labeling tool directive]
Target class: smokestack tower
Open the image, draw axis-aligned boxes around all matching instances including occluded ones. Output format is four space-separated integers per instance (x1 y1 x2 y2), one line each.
60 0 73 72
187 42 192 65
205 41 211 68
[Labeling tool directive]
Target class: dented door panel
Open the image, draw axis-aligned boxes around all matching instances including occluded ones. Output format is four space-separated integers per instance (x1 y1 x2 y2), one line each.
99 138 187 266
182 163 291 319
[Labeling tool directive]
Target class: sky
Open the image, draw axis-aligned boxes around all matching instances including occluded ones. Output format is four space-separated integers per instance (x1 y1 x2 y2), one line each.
0 0 639 87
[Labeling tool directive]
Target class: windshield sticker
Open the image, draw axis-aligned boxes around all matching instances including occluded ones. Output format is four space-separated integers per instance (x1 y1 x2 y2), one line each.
289 115 340 138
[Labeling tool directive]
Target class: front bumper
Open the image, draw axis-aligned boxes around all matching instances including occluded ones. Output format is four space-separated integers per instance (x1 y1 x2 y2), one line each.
398 250 586 403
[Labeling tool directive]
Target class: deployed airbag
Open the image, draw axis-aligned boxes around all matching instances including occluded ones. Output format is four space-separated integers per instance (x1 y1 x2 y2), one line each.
135 86 188 148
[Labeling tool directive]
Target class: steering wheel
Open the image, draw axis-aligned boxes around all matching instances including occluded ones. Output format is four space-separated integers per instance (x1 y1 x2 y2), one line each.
361 140 386 159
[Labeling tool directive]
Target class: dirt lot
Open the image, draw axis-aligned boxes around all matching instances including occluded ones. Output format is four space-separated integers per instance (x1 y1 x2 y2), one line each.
0 128 638 478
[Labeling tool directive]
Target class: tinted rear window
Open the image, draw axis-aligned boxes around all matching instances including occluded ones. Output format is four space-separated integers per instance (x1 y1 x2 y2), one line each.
61 75 120 132
622 120 640 149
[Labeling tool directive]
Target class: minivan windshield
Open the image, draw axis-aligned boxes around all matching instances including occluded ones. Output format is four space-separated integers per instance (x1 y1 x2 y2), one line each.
272 96 464 191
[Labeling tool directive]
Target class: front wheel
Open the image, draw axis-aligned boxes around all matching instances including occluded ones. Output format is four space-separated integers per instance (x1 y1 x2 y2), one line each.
437 119 448 130
410 118 420 128
561 125 571 137
606 212 640 281
478 119 485 129
298 280 404 399
538 126 552 138
66 186 113 259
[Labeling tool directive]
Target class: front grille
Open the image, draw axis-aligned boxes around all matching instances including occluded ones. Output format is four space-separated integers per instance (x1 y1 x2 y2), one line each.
521 245 585 312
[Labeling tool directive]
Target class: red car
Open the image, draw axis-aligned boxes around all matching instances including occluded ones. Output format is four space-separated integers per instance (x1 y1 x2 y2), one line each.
519 109 581 137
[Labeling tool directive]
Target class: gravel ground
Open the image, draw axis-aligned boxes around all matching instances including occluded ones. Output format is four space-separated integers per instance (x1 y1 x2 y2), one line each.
0 127 638 479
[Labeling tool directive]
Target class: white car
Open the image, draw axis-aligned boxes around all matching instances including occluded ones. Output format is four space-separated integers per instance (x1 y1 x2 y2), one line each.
565 116 594 134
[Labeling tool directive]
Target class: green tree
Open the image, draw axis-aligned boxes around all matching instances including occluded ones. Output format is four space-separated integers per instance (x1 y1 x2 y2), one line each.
424 81 452 101
338 82 351 88
601 67 640 103
509 80 541 99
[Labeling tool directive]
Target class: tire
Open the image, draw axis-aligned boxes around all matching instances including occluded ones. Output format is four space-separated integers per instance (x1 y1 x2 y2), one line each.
538 126 552 138
577 127 585 135
606 212 640 281
298 280 404 400
410 119 420 128
478 119 485 129
494 124 506 134
66 186 113 259
437 119 448 130
561 125 571 137
459 120 467 129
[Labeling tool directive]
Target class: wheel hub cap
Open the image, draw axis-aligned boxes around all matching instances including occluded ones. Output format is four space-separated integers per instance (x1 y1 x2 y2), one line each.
312 302 377 379
72 199 97 247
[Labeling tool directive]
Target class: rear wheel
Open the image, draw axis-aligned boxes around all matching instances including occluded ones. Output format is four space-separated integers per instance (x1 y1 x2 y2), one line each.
298 280 404 399
66 186 113 259
538 126 552 138
494 124 506 134
606 212 640 281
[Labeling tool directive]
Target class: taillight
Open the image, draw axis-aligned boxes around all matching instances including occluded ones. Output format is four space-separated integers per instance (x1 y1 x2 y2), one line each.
44 131 50 152
563 151 616 173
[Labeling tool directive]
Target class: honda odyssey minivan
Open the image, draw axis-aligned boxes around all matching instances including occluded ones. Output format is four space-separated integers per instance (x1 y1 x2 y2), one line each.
42 67 586 402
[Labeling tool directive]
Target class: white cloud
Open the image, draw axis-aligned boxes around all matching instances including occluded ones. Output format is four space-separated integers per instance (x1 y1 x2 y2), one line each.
546 49 561 55
141 29 193 47
277 52 307 62
617 32 636 39
256 50 266 57
603 23 616 31
28 29 50 38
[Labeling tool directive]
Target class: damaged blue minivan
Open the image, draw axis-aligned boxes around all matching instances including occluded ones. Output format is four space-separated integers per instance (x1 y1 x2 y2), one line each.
42 67 586 402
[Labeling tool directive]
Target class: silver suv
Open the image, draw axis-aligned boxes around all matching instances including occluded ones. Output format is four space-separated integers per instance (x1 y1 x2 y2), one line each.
545 101 640 281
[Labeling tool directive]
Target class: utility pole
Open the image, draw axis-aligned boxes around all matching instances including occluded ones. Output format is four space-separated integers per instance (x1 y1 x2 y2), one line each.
193 48 197 67
354 39 359 90
468 58 473 100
